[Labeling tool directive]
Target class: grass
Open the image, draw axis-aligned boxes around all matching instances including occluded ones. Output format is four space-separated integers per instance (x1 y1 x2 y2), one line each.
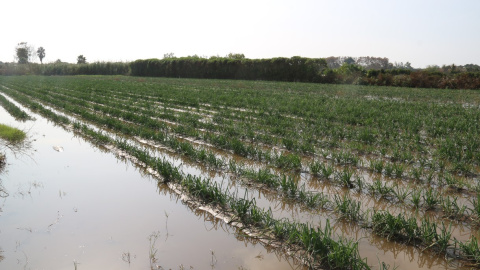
0 123 26 143
0 93 32 121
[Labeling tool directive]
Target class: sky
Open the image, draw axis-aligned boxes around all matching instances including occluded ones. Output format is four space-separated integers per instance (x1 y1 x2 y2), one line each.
1 0 479 68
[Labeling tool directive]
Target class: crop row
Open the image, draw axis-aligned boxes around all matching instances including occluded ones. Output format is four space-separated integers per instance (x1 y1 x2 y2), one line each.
2 79 480 268
4 77 480 186
3 79 479 210
1 88 374 269
0 92 32 121
2 81 480 229
3 77 480 175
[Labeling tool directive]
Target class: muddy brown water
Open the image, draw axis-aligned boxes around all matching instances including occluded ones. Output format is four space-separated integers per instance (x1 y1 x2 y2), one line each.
0 92 477 270
0 107 304 270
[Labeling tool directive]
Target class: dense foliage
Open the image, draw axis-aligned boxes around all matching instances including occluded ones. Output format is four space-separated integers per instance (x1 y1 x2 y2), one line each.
130 56 328 82
1 56 480 89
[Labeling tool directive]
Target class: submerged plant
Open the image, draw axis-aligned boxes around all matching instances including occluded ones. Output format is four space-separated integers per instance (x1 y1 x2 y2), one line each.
441 196 467 219
422 188 440 210
458 237 480 263
392 185 410 203
368 179 393 199
371 211 418 242
369 159 384 173
410 189 422 209
333 194 362 221
470 194 480 224
335 167 355 188
309 160 323 176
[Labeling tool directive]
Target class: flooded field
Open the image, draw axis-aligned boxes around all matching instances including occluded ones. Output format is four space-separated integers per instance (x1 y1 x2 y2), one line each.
1 75 480 269
0 103 303 269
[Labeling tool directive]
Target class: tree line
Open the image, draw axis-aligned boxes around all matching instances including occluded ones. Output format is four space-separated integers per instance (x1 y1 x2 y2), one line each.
126 56 480 90
1 49 479 90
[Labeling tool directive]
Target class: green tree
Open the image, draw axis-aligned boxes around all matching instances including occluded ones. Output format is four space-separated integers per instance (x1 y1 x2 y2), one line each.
15 42 34 64
227 53 245 60
343 57 356 65
405 62 413 70
77 55 87 64
37 47 46 64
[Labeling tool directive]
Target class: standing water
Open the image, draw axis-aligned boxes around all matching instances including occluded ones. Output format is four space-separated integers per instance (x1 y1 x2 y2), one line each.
0 102 303 269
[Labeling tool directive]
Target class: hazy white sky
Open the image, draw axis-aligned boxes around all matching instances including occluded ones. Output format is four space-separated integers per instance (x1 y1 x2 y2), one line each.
2 0 479 68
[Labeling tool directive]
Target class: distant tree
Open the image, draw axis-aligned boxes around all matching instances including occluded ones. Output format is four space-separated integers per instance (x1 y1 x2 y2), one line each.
425 65 440 72
405 62 413 70
343 57 356 65
77 55 87 64
15 42 35 64
54 59 63 64
37 47 46 64
227 53 245 60
163 52 175 59
356 56 390 70
187 54 202 59
465 64 480 72
325 56 342 69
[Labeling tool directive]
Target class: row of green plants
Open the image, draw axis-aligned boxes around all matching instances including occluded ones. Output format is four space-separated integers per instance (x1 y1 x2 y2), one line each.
12 94 479 267
26 79 480 225
0 81 305 172
1 89 373 269
2 76 479 211
6 77 475 185
1 83 478 234
3 77 480 268
2 78 457 200
5 76 479 158
37 75 480 177
4 77 480 210
0 91 32 121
